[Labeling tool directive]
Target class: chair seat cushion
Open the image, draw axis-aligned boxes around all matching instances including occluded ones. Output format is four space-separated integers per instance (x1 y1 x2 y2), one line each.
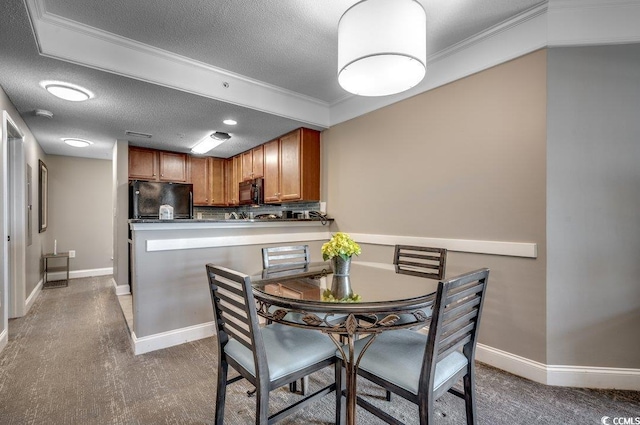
225 324 336 381
348 329 468 395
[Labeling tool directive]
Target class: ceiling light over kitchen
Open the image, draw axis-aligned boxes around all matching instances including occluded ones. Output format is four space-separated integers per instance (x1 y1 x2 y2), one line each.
191 132 231 154
223 119 237 125
211 131 231 141
63 138 94 148
338 0 426 96
41 81 93 102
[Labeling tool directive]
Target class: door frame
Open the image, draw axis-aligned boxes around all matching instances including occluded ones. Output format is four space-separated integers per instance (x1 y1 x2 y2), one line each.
2 111 27 334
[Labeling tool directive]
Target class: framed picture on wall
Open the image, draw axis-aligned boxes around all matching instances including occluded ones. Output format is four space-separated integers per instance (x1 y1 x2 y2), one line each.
39 159 47 233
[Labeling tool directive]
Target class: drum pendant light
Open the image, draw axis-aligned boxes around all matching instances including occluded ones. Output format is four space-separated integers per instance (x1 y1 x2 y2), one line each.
338 0 426 97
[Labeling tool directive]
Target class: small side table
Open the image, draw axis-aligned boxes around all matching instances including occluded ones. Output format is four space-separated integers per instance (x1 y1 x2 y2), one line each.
43 252 70 289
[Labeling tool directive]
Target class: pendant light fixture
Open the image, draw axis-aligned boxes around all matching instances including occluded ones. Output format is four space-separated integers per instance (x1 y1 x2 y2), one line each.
338 0 426 97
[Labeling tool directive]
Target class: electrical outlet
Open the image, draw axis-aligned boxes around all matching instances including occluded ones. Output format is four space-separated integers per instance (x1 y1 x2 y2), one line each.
69 250 76 258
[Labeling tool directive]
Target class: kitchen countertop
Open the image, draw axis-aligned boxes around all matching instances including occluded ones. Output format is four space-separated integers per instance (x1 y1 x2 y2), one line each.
128 217 333 224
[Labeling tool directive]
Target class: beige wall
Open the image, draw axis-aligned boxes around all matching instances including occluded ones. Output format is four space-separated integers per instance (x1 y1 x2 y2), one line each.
45 155 113 272
1 85 48 310
322 50 548 362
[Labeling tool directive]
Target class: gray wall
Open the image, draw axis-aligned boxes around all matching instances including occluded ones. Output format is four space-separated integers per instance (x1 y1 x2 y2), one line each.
45 155 113 272
547 44 640 368
322 50 548 363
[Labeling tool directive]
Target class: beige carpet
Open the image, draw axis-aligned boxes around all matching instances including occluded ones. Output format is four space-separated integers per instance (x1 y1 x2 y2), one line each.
0 276 638 424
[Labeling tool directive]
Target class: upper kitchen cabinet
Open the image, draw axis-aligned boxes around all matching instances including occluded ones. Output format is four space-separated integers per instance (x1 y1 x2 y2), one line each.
159 151 189 182
241 145 264 181
128 146 157 180
264 128 320 203
192 157 225 206
128 146 188 183
226 155 242 205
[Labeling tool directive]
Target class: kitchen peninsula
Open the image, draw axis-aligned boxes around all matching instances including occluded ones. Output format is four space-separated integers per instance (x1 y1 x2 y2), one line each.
127 217 333 355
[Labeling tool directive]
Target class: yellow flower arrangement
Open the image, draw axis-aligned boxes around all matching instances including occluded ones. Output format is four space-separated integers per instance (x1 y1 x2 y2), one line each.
321 232 362 261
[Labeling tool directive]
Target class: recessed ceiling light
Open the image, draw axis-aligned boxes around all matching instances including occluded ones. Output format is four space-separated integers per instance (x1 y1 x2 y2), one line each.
41 81 93 102
63 138 94 148
223 119 237 125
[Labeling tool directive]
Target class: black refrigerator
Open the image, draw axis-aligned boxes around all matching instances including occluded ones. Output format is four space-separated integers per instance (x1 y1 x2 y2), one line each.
129 180 193 219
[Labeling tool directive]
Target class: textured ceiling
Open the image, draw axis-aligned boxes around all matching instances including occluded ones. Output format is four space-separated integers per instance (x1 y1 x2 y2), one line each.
0 0 544 160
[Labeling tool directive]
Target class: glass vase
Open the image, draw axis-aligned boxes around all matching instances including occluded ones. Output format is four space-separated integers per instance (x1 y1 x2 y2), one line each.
331 256 353 299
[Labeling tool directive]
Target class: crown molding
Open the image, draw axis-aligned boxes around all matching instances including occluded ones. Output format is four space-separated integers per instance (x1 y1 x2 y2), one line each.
25 0 640 129
24 0 331 128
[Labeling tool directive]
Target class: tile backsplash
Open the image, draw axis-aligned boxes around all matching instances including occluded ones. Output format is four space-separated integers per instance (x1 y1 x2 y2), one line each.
194 202 321 220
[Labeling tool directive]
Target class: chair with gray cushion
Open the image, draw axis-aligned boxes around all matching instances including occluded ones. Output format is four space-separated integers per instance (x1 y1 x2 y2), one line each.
205 264 338 425
262 245 311 270
338 268 489 425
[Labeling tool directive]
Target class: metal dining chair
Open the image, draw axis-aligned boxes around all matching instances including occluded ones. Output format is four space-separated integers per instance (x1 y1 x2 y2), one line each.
262 244 312 394
262 245 311 270
337 268 490 425
390 245 448 329
205 264 338 425
394 245 447 280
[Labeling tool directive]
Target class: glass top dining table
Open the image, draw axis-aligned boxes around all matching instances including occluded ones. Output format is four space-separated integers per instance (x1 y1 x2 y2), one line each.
250 260 439 425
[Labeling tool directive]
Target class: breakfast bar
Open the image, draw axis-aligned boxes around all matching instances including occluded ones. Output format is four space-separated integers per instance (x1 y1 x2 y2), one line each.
127 218 332 355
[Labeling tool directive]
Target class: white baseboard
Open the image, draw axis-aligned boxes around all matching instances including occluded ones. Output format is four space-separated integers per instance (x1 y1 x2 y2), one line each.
25 279 43 314
476 343 640 391
0 328 7 353
131 322 215 355
546 364 640 391
476 343 548 384
47 267 113 281
111 278 131 295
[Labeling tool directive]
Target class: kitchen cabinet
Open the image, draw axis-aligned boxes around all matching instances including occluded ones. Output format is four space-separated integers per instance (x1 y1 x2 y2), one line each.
159 151 188 182
263 139 280 203
241 145 264 181
226 155 242 205
191 157 226 206
128 147 188 183
129 146 157 180
264 128 320 203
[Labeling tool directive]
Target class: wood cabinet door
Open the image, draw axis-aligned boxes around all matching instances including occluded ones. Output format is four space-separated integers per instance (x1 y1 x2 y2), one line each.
159 151 188 182
228 155 241 205
252 145 264 178
241 151 253 181
190 156 209 205
224 159 233 205
263 139 280 203
279 130 302 201
129 147 157 180
209 158 226 206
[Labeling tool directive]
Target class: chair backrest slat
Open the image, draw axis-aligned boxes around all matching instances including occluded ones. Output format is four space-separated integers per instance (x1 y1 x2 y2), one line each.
206 264 269 379
420 268 489 395
441 309 479 337
445 282 485 305
262 245 311 269
436 335 472 363
394 245 447 280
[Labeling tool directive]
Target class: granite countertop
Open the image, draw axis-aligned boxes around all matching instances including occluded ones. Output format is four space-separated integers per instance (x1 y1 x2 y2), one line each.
128 217 333 224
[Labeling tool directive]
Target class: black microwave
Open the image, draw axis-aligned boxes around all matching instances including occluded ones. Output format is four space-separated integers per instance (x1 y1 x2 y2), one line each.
239 178 263 205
